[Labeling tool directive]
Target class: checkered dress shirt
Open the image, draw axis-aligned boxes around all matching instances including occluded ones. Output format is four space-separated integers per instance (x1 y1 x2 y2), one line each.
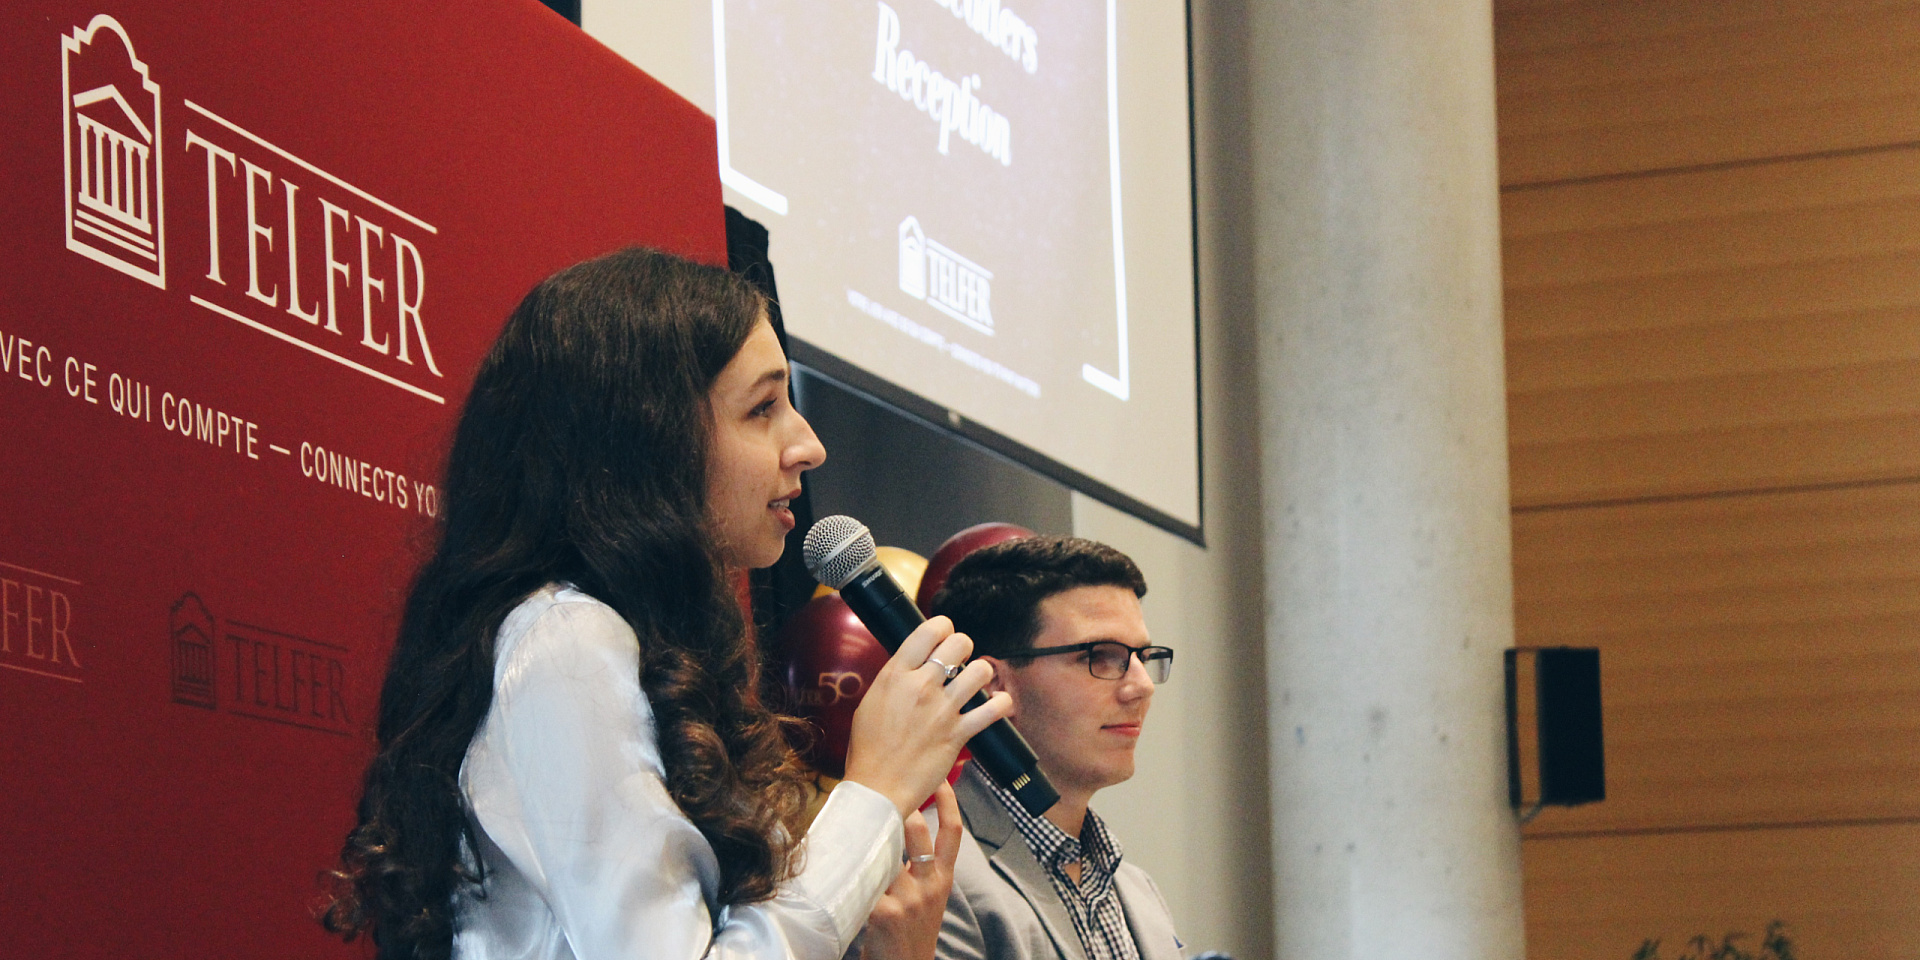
985 775 1142 960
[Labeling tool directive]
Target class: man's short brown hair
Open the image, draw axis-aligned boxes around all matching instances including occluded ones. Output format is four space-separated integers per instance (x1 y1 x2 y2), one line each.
928 535 1146 659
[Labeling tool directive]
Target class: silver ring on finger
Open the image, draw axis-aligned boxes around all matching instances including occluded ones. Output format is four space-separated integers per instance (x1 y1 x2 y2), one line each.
925 656 964 682
909 853 937 864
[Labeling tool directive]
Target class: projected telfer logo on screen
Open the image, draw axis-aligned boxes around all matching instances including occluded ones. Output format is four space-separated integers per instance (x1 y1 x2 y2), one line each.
714 0 1199 535
898 216 991 336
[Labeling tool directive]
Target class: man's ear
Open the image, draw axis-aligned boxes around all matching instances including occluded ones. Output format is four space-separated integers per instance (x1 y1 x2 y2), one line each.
980 656 1016 705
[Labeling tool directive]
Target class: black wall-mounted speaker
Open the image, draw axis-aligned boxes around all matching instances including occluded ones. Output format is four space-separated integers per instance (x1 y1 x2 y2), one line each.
1506 647 1605 809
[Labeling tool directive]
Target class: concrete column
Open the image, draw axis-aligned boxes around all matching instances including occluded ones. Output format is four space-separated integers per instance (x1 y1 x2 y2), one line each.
1247 0 1526 957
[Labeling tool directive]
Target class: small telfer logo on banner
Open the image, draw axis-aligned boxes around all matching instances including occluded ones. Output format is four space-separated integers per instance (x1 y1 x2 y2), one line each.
169 593 217 708
1 561 84 684
62 15 165 289
167 592 352 734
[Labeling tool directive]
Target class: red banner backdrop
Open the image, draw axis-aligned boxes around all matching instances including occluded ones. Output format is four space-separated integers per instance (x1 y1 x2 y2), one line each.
0 1 724 954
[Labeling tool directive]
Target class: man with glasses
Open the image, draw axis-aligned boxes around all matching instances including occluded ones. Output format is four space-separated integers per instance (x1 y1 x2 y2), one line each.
926 535 1183 960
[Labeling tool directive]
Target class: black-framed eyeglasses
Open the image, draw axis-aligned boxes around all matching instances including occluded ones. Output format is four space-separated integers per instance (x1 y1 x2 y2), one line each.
1005 641 1174 684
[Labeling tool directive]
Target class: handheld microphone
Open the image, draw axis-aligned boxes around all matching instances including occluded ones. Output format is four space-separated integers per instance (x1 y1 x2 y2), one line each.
804 516 1059 816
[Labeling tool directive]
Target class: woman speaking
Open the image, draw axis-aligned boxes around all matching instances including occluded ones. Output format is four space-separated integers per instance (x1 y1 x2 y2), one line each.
321 248 1006 960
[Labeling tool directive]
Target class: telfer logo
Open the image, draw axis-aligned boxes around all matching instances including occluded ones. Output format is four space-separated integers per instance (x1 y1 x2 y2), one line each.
166 592 353 735
169 592 216 708
897 215 994 336
56 13 447 405
63 15 165 289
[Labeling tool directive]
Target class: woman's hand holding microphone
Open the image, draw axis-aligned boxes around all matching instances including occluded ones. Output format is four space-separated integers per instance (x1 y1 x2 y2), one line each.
843 615 1009 820
840 615 1004 960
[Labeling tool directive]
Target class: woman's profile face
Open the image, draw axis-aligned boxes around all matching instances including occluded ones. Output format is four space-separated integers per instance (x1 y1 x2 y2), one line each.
705 317 826 569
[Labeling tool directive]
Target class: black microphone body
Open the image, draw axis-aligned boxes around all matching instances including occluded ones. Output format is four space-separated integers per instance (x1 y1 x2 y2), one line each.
838 559 1061 817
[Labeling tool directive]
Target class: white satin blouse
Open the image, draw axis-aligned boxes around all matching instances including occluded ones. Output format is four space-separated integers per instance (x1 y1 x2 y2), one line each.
454 585 904 960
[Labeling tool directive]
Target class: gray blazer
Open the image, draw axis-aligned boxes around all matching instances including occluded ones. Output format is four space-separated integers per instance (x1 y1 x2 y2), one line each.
937 766 1185 960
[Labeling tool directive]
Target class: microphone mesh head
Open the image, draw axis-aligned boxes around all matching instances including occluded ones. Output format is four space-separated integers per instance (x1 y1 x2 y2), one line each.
803 515 876 589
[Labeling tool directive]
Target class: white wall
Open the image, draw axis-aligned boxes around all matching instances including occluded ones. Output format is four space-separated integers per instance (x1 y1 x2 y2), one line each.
582 1 714 114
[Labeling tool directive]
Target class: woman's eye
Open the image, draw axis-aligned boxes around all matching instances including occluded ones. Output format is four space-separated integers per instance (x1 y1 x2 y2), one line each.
749 398 776 418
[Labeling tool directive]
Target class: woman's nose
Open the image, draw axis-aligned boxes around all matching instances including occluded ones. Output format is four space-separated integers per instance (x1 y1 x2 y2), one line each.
785 410 826 471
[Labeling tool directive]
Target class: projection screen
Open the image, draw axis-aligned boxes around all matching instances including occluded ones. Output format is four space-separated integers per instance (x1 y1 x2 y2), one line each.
617 0 1200 539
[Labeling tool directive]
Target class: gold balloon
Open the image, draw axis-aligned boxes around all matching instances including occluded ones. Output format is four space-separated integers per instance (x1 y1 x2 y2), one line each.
810 545 930 599
875 545 929 599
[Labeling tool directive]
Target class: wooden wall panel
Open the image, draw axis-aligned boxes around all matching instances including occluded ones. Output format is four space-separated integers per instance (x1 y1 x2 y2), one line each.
1514 484 1920 835
1524 822 1920 960
1498 0 1920 956
1496 0 1920 185
1503 147 1920 507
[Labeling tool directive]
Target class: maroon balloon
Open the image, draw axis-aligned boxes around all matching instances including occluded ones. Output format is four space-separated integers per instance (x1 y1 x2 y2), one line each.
915 522 1037 615
775 594 890 779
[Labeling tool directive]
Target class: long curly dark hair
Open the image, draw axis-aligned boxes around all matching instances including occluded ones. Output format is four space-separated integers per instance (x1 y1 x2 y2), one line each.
320 248 811 959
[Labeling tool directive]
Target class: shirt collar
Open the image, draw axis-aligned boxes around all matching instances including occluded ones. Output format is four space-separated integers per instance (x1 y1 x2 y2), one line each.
983 769 1125 893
